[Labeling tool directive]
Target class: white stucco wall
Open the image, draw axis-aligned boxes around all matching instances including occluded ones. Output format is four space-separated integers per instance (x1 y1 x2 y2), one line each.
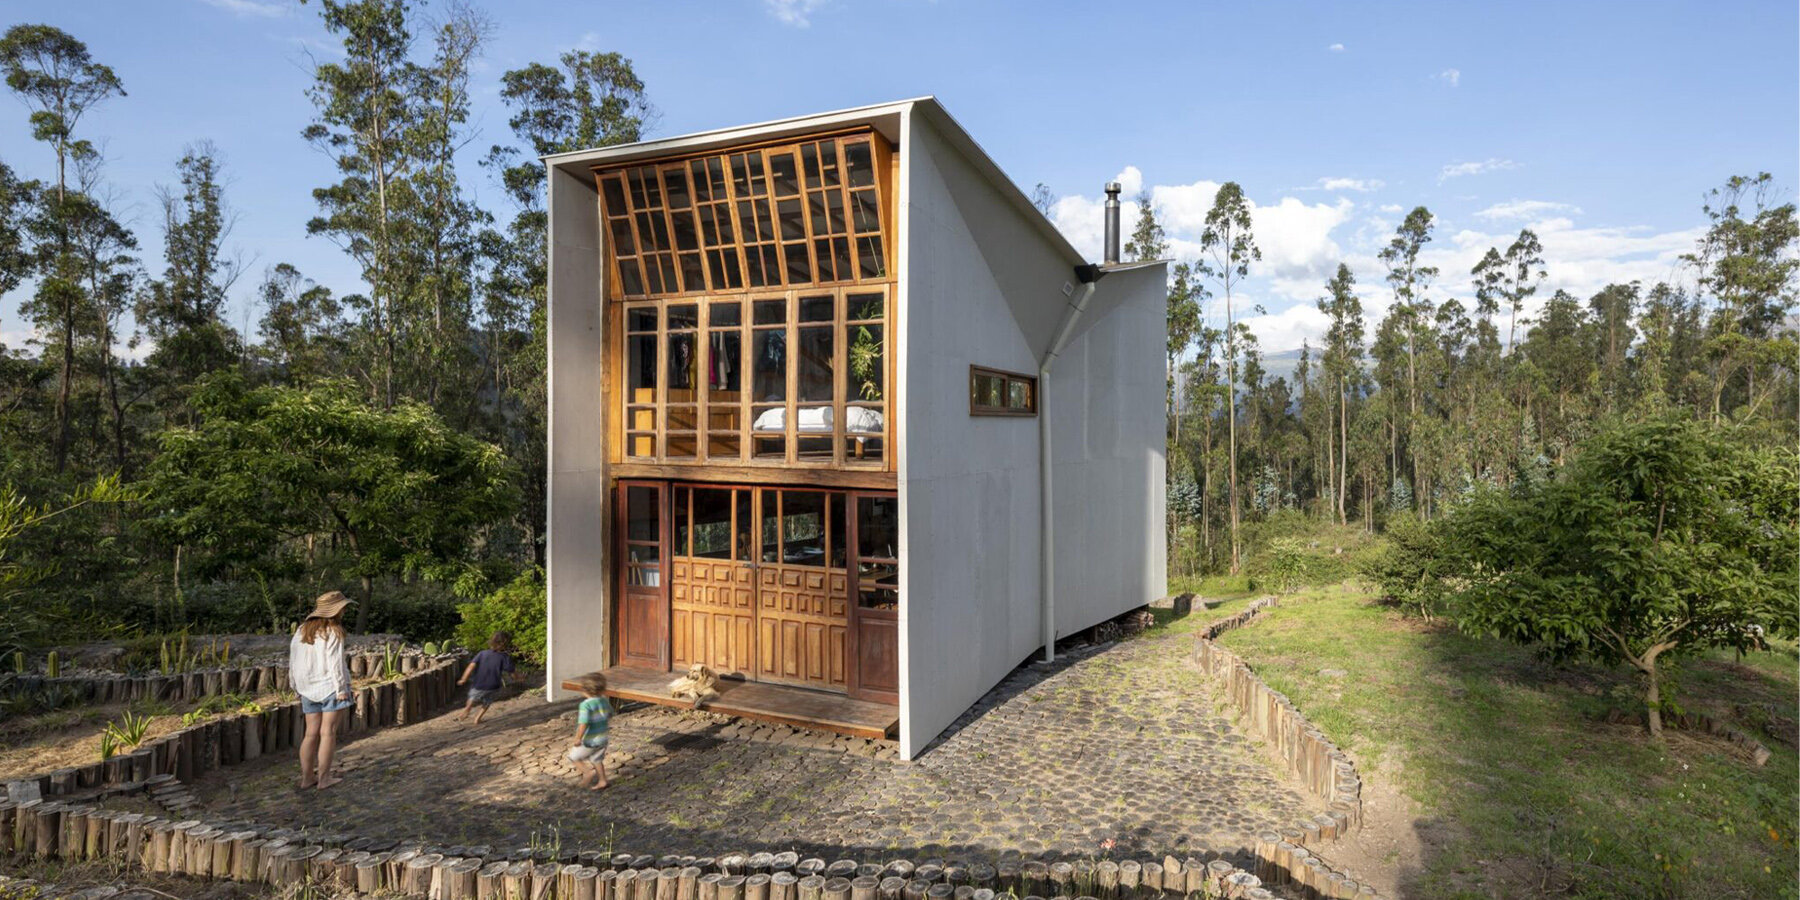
896 111 1168 758
1045 265 1169 642
545 164 609 700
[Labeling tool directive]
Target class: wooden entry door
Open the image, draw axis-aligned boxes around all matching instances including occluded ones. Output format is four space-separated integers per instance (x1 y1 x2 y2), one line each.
669 486 757 678
755 488 850 691
615 481 669 670
848 492 899 704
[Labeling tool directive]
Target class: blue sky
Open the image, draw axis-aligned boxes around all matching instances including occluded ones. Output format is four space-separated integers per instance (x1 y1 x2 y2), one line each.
2 0 1795 357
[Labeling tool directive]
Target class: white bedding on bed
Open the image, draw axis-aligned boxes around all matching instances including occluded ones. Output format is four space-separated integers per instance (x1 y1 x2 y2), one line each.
752 406 883 434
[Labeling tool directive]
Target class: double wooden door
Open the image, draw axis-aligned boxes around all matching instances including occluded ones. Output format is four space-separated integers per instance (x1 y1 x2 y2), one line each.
615 480 896 702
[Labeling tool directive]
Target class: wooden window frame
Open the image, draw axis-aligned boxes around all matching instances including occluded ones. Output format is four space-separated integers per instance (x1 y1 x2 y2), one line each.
594 129 897 302
607 285 894 473
969 365 1039 417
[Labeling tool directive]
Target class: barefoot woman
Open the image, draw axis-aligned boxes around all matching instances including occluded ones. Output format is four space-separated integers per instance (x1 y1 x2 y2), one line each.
290 591 355 790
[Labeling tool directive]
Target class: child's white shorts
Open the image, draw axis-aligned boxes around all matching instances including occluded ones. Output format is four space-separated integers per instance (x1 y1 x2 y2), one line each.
568 742 607 762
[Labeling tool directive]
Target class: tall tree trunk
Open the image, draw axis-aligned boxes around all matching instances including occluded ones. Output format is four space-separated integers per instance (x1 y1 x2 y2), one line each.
1338 375 1349 524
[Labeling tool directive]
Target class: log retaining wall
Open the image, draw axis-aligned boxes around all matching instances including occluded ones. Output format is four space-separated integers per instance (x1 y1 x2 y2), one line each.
1191 598 1374 898
0 810 1388 900
3 649 439 707
3 655 463 804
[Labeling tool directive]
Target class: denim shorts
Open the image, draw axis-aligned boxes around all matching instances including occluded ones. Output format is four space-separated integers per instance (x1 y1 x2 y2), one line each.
301 694 354 714
468 687 503 707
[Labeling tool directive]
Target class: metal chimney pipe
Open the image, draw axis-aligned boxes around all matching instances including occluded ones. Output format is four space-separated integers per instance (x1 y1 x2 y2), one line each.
1103 181 1122 264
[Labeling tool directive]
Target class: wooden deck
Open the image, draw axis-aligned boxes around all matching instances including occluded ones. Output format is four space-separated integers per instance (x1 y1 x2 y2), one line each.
564 667 898 741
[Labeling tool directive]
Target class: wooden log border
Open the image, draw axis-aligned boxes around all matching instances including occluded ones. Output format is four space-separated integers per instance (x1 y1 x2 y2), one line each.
0 650 441 707
0 810 1388 900
3 655 466 805
1190 597 1385 897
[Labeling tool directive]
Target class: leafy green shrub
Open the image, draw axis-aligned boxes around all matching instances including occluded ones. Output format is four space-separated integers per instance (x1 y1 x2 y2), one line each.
1359 512 1455 620
456 567 545 663
1262 538 1310 594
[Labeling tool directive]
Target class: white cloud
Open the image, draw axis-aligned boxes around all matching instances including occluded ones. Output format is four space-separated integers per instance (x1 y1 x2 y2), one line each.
1315 177 1384 193
1113 165 1144 198
764 0 829 26
1378 204 1404 214
1474 199 1583 221
1438 158 1517 182
1328 43 1345 52
1052 176 1353 285
1434 68 1461 87
201 0 288 18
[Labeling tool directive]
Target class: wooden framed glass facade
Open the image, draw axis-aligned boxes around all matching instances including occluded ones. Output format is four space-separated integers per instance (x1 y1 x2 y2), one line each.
600 129 897 476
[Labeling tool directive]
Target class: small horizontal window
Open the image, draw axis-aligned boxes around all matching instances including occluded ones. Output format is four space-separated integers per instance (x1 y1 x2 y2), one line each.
970 365 1037 416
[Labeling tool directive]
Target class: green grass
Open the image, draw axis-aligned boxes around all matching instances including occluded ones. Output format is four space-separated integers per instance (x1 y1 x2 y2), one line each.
1212 581 1797 900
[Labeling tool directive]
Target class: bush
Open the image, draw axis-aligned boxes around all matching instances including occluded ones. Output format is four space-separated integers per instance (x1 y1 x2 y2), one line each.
455 567 545 663
1359 512 1454 619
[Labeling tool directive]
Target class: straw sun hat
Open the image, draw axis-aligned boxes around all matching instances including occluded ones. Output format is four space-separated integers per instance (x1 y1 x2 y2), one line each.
306 590 355 620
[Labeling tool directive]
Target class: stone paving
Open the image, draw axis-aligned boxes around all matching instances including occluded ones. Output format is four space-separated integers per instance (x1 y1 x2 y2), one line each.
190 630 1312 862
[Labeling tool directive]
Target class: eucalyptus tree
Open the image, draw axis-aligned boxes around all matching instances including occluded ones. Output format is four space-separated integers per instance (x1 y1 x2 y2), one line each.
1316 263 1363 524
141 145 244 425
1682 173 1799 422
256 263 349 386
0 23 125 473
303 0 422 411
1377 207 1437 513
1198 182 1259 572
0 161 30 300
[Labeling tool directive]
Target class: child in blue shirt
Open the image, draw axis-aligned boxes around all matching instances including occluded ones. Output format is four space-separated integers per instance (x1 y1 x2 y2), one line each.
566 673 613 790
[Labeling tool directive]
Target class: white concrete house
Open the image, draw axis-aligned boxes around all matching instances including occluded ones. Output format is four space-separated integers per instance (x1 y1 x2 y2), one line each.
545 97 1167 759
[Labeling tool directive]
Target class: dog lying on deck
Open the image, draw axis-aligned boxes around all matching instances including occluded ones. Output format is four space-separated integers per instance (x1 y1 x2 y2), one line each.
668 663 719 706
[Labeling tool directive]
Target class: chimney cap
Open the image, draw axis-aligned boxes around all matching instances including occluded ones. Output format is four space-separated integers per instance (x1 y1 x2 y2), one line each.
1104 181 1122 196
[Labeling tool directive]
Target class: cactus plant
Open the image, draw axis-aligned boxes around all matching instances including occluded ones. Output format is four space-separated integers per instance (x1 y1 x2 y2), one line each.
423 641 440 656
10 651 21 674
44 650 58 678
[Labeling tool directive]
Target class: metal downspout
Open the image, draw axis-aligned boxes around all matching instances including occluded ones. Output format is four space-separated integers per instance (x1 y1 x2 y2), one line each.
1040 276 1099 662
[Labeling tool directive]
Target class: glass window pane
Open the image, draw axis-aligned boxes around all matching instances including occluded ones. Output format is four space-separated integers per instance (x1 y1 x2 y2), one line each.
1009 378 1033 411
847 293 884 320
754 299 786 325
671 210 699 251
691 488 734 559
780 491 825 566
668 304 698 330
706 330 742 392
602 176 628 214
858 562 898 609
627 306 657 332
608 217 635 256
777 197 805 241
769 152 799 197
666 433 697 458
628 333 657 399
627 486 659 544
816 142 840 187
848 323 883 402
618 259 643 296
852 190 880 233
844 140 875 189
710 301 741 327
736 491 753 562
667 332 697 391
799 295 834 322
760 491 780 562
673 488 690 556
798 326 834 403
858 236 885 278
663 167 691 209
858 495 898 559
801 143 821 189
784 241 811 284
828 492 846 568
753 331 786 402
678 252 705 291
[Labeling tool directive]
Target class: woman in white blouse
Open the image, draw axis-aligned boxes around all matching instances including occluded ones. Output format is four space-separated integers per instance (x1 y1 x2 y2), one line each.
289 591 354 789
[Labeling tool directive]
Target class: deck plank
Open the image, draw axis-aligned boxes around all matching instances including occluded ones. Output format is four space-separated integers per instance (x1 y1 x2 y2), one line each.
563 667 898 740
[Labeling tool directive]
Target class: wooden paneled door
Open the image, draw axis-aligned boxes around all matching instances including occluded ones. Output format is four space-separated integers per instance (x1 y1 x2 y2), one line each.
754 488 851 692
615 481 669 670
670 486 757 678
848 492 899 704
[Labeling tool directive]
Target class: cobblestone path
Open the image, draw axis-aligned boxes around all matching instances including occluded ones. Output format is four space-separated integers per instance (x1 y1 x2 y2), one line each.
192 631 1311 861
